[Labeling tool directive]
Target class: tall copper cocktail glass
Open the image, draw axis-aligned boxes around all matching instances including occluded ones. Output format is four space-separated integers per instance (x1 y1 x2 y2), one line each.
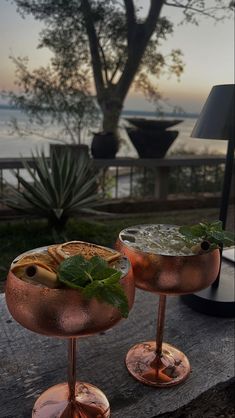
5 245 135 418
117 224 220 387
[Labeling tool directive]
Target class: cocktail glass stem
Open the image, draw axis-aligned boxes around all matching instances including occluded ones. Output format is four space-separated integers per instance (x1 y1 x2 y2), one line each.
68 337 77 405
32 334 110 418
125 292 190 387
156 294 166 359
65 337 110 418
154 294 167 377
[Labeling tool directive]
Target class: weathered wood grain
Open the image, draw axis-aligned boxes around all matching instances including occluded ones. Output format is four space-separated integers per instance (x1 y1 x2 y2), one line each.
0 260 234 418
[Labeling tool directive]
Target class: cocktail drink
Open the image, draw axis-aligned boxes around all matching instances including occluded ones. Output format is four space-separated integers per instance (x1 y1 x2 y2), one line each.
117 224 221 387
5 241 135 417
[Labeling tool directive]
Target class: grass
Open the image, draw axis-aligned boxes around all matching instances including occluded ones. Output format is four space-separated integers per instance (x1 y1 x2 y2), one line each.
0 207 220 291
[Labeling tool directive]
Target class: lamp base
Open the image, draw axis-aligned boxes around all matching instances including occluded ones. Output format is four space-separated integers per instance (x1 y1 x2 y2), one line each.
181 273 235 317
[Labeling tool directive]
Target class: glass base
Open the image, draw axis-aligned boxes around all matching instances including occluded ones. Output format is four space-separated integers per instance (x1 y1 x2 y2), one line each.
125 341 191 387
32 382 110 418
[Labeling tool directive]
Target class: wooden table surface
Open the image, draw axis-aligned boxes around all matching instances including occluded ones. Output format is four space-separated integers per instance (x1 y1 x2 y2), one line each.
0 261 234 418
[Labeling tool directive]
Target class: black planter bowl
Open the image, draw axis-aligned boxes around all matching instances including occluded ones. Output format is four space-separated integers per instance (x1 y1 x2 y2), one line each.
91 132 119 159
125 118 183 131
126 128 178 158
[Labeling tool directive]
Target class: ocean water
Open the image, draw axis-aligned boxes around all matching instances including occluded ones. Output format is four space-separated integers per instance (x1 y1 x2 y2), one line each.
0 108 227 158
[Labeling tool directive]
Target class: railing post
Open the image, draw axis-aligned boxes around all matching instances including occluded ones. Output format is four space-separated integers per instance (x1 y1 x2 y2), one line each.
230 166 235 200
0 169 3 198
154 167 170 199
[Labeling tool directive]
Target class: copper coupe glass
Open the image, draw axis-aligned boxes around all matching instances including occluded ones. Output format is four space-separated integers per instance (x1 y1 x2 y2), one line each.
5 245 135 418
117 224 220 387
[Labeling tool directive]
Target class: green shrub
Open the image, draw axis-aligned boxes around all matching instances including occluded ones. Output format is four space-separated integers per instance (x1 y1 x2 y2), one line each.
2 149 99 231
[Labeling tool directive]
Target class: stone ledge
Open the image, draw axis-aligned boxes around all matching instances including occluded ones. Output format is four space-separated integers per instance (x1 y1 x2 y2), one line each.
157 379 235 418
0 259 234 418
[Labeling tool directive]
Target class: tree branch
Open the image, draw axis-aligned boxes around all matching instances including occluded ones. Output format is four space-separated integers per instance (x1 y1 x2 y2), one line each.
146 0 166 32
124 0 136 45
80 0 104 96
116 0 165 101
110 56 124 84
99 43 109 86
164 0 232 21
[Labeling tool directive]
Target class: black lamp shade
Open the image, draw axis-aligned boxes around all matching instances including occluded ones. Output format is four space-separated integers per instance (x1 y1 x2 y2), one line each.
191 84 234 140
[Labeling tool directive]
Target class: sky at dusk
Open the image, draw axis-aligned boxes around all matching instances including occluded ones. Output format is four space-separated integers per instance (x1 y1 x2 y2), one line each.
0 0 234 113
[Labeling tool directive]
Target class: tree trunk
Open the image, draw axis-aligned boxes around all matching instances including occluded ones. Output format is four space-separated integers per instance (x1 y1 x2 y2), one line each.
99 96 123 134
83 0 165 136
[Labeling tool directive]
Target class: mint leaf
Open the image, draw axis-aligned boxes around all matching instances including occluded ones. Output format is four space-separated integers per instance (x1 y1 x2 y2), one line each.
179 220 235 249
83 280 129 318
88 256 121 282
223 231 235 246
179 224 205 239
57 255 129 317
210 220 223 231
208 230 226 244
179 226 197 240
58 255 93 289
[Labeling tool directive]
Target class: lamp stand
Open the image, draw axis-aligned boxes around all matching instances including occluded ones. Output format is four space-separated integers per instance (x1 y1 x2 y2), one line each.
182 138 235 317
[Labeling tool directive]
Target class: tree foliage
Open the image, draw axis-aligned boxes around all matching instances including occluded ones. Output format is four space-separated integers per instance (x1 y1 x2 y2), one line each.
9 0 233 136
5 55 98 144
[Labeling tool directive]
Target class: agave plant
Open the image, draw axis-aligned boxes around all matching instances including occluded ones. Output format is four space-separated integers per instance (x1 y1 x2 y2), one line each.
3 149 99 231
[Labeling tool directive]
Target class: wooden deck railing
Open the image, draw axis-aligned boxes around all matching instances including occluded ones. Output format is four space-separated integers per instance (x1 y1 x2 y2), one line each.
0 155 233 201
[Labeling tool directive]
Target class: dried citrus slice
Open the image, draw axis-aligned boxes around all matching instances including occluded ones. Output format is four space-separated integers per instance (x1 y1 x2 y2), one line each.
53 240 121 263
48 245 65 264
11 252 59 272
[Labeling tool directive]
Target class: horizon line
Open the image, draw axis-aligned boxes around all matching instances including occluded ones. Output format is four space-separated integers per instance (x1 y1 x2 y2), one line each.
0 104 199 118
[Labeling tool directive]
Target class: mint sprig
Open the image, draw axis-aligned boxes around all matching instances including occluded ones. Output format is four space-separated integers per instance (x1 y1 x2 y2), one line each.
57 255 129 318
179 220 234 249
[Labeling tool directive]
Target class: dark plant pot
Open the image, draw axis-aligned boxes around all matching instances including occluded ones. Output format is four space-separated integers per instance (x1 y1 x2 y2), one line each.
125 118 183 131
126 128 178 158
91 132 119 159
50 144 89 159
